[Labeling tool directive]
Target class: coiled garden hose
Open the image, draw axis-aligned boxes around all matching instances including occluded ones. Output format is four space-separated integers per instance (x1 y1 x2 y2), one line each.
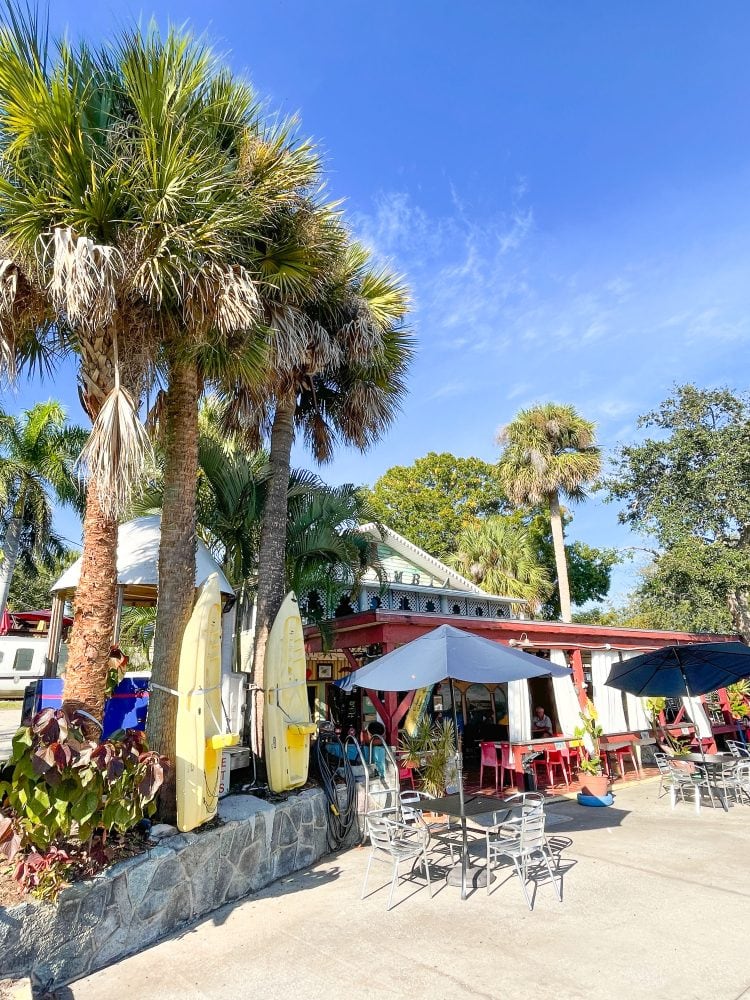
312 727 359 851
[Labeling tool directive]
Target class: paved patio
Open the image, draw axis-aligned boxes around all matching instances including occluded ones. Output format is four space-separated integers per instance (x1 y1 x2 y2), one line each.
0 706 21 762
65 780 750 1000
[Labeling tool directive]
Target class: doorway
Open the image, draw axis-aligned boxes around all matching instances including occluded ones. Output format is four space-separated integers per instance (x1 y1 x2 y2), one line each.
528 676 558 733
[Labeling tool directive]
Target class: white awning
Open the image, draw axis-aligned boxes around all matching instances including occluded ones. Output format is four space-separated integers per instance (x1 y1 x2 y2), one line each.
52 515 234 597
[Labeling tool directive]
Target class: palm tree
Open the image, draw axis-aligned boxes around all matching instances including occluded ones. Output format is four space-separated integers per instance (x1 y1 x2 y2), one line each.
448 516 551 614
0 16 287 735
228 240 411 757
0 401 85 615
146 141 320 812
286 482 383 614
134 408 383 664
497 403 600 622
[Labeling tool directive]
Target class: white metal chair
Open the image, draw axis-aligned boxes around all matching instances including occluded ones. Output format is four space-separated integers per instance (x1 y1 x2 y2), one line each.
732 762 750 804
726 740 750 759
399 789 460 861
361 815 433 910
485 793 547 895
666 759 717 814
486 807 561 910
653 752 673 799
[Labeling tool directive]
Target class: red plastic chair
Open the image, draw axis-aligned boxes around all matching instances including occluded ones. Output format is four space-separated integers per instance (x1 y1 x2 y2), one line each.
545 749 571 788
398 764 415 790
498 741 514 791
601 743 640 780
479 742 501 792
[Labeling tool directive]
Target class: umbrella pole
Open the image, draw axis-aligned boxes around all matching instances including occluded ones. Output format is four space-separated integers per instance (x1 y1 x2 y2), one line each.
449 677 468 901
681 665 707 766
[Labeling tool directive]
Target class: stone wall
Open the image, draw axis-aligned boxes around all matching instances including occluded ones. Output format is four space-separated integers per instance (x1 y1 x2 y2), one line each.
0 788 359 992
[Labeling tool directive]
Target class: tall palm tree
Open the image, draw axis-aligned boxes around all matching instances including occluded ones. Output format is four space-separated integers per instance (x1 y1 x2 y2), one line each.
0 401 85 615
145 135 319 815
229 240 411 757
497 403 600 622
0 16 284 735
448 516 551 614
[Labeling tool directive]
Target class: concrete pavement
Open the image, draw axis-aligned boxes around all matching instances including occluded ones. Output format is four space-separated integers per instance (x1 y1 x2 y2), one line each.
0 705 21 762
67 780 750 1000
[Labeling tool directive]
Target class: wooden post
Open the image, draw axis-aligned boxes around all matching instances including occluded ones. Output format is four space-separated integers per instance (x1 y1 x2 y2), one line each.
44 595 65 678
570 649 588 709
112 585 125 645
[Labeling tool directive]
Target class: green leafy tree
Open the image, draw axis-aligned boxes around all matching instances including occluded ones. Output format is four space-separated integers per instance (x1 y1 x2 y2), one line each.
364 452 509 560
604 385 750 638
447 516 551 612
8 548 79 612
498 404 601 622
0 402 85 615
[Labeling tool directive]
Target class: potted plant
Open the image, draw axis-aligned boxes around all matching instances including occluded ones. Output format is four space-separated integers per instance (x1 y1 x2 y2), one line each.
573 700 611 803
399 718 457 798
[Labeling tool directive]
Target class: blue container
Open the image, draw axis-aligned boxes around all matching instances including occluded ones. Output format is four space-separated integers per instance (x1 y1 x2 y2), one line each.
34 678 63 713
101 676 150 738
26 675 149 739
577 791 614 807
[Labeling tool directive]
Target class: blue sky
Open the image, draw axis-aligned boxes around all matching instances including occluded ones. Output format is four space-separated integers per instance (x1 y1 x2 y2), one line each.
9 1 750 603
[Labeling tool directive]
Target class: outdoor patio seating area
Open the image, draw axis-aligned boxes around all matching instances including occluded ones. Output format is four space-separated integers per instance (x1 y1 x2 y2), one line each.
463 759 661 799
69 779 750 1000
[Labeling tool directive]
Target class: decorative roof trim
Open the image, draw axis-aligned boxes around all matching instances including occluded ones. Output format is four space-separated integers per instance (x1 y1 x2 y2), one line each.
359 521 519 601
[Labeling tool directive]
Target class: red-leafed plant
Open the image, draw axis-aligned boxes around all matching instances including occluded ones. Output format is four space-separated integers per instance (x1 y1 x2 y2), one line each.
0 708 168 901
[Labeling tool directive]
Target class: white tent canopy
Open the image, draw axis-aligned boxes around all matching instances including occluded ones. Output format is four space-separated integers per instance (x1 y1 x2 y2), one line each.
52 515 234 598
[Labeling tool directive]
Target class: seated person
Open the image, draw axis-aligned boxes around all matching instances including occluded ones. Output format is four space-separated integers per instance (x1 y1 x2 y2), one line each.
531 705 553 738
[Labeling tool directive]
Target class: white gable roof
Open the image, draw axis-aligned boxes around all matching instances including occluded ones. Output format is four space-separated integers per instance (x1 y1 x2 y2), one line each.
52 515 234 597
359 522 495 596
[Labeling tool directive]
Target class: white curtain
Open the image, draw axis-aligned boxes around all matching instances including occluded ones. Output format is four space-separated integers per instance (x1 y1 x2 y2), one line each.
618 651 650 731
682 696 713 738
550 650 581 737
590 650 627 734
508 679 531 742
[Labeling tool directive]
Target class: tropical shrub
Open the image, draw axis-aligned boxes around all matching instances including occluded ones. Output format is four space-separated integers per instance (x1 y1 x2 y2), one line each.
573 700 604 775
0 709 167 900
399 718 457 797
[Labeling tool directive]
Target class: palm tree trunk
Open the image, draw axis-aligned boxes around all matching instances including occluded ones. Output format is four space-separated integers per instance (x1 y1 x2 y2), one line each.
250 393 296 759
63 478 119 721
549 490 572 623
0 514 23 616
148 353 199 823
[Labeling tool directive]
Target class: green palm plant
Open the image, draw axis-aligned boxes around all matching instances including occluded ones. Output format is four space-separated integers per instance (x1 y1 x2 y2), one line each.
0 14 280 733
448 515 552 614
0 401 86 615
498 403 601 622
286 482 383 614
224 235 412 756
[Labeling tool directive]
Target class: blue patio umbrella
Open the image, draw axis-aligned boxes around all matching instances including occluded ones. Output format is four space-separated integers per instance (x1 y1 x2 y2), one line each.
604 642 750 698
606 641 750 764
337 624 570 899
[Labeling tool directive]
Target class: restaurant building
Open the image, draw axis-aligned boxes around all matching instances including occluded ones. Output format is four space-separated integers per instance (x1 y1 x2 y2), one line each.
303 523 742 753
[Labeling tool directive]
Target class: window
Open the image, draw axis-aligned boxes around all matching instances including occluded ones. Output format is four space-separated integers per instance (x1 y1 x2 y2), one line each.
493 686 508 723
465 684 493 724
424 600 437 613
398 596 411 611
451 604 462 615
13 648 35 671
